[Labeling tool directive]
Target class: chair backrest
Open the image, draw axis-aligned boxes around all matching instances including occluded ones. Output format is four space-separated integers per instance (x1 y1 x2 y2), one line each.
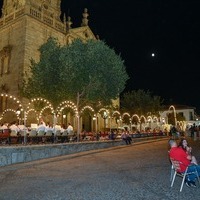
62 131 68 136
19 130 27 137
68 130 74 136
56 130 61 136
10 130 18 137
37 130 45 136
170 158 182 172
46 130 53 136
29 130 37 137
170 158 189 174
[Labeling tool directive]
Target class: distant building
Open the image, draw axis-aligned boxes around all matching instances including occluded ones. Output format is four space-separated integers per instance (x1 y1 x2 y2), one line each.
160 105 198 131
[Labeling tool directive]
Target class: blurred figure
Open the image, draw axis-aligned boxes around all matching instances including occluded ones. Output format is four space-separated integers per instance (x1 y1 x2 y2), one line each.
0 122 8 129
37 121 46 132
178 138 198 165
67 123 73 134
9 121 20 133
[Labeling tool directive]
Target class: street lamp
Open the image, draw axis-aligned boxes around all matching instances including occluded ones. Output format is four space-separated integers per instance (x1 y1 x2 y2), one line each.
16 108 27 144
103 111 108 131
148 118 151 128
63 114 66 125
129 118 132 132
16 108 21 124
23 110 27 145
169 105 177 127
93 115 97 132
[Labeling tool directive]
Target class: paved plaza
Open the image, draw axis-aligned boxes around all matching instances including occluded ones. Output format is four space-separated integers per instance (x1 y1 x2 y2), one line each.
0 138 200 200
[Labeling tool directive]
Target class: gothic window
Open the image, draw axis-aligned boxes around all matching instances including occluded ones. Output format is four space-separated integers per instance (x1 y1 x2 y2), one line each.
42 0 51 9
0 96 3 112
0 46 12 76
0 96 8 113
3 55 9 74
13 0 19 9
0 57 3 76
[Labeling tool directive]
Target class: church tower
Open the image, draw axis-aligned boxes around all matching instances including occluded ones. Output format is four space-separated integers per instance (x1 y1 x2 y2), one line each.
0 0 96 101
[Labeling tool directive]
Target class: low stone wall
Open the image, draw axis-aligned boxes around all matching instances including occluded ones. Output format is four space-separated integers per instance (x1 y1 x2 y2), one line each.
0 140 124 167
0 137 168 167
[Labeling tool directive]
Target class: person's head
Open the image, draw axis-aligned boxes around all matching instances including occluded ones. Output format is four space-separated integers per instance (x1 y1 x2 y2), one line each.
168 139 177 148
179 138 188 149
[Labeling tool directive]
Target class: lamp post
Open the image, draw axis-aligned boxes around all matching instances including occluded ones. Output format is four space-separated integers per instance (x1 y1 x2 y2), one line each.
16 108 27 145
129 118 132 132
92 115 97 132
148 118 151 129
103 111 108 131
23 110 27 145
169 105 177 127
63 114 66 125
16 108 21 125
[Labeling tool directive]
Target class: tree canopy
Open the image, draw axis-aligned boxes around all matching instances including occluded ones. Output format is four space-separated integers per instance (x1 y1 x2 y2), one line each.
22 38 129 109
120 89 164 116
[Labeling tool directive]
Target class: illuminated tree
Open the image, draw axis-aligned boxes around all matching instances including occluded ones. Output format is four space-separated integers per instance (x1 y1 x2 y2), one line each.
22 37 129 111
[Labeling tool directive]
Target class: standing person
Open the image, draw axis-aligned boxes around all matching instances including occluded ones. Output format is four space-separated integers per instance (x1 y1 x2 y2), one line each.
190 124 195 138
168 139 200 187
67 123 75 141
178 138 198 165
67 123 73 134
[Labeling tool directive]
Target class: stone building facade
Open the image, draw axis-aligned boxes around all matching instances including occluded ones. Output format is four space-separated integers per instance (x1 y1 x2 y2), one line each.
0 0 96 112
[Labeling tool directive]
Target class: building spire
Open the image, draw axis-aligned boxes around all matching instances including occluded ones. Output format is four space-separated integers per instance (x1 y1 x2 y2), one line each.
63 13 67 24
81 8 89 26
66 16 73 31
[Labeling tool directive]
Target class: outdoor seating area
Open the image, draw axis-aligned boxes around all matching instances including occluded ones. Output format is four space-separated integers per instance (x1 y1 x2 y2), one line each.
0 128 168 145
0 129 75 145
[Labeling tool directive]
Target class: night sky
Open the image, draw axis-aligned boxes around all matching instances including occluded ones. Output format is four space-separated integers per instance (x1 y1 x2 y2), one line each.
1 1 200 112
61 0 200 113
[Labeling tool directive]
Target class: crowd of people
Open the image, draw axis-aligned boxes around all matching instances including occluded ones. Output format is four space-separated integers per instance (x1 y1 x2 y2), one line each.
0 120 74 144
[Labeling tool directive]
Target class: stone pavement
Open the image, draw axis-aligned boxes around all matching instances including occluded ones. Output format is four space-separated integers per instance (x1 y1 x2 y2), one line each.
0 137 200 200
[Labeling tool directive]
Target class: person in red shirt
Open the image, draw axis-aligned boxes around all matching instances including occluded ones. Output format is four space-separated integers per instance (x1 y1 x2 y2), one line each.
169 139 200 187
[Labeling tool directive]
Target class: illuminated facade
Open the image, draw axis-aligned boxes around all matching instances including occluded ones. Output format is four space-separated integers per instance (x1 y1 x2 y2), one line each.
0 0 96 110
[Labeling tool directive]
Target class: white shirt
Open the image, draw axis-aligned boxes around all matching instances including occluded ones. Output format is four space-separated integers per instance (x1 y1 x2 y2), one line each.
9 124 20 132
67 125 73 134
37 124 46 132
45 125 53 132
53 124 61 134
0 124 8 130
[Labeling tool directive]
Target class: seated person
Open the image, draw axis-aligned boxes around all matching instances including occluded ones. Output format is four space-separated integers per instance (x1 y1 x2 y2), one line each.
178 138 198 165
9 121 20 133
66 123 73 134
53 123 62 134
45 122 53 133
37 122 46 132
0 122 8 130
169 139 200 187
